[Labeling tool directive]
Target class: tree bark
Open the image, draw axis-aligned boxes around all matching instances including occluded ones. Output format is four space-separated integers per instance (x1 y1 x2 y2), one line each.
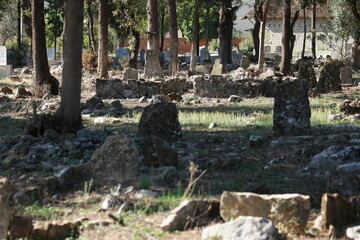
252 14 260 63
86 0 97 54
97 0 108 78
17 0 22 66
147 0 160 53
167 0 178 76
256 0 269 70
280 0 292 75
54 0 84 133
301 8 306 58
204 0 211 62
159 6 166 52
32 0 57 97
311 0 316 59
353 35 360 69
190 0 200 73
128 28 140 68
289 9 300 60
219 0 234 67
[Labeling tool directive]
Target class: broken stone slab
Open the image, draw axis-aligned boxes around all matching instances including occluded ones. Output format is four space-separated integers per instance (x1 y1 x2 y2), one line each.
137 102 182 142
249 135 264 148
228 95 242 102
346 225 360 240
123 67 138 81
91 134 140 184
55 162 93 190
240 56 251 70
320 193 360 230
220 192 310 234
201 216 280 240
160 199 220 232
273 77 311 136
0 178 15 239
317 58 343 93
160 77 188 94
298 60 317 90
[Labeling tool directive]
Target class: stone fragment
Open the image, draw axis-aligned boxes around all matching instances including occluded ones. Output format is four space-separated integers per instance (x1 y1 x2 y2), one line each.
298 60 317 89
139 96 148 103
0 178 15 239
93 117 106 124
228 95 242 102
160 199 219 231
137 102 182 141
240 55 251 70
202 216 279 240
220 191 310 234
0 86 12 94
15 87 32 98
208 122 217 129
273 77 311 136
14 186 43 205
161 78 187 94
168 92 182 102
55 163 92 190
21 67 31 75
8 216 33 240
249 135 264 147
84 95 105 110
123 67 138 81
211 62 226 75
91 134 140 184
317 58 343 93
346 225 360 240
339 99 360 116
320 193 360 230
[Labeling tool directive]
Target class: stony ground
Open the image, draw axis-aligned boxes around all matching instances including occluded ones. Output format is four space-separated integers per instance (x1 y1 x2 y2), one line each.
1 68 360 239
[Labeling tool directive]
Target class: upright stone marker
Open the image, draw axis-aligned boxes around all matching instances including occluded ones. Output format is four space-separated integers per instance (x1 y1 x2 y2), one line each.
47 48 55 60
0 46 7 65
273 77 311 136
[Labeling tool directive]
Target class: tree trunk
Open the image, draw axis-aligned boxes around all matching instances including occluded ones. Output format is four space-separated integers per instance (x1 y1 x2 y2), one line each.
257 1 269 70
128 28 140 68
353 35 360 69
280 0 292 75
301 8 306 58
86 0 97 54
54 0 84 133
54 34 57 60
204 0 211 62
167 0 178 76
219 0 233 67
32 0 57 97
190 0 200 73
159 6 166 52
289 9 300 60
252 15 260 62
22 0 32 39
17 0 22 66
97 0 108 78
311 0 316 59
147 0 160 53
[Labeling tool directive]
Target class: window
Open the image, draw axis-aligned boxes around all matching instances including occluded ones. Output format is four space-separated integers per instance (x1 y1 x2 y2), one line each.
265 46 271 53
276 46 282 53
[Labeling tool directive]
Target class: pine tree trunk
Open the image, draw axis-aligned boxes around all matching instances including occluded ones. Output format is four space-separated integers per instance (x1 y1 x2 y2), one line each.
32 0 56 97
219 0 233 67
97 0 108 78
17 0 22 66
301 8 306 59
190 0 200 73
147 0 160 53
159 6 166 52
311 0 316 59
129 28 140 68
353 36 360 69
86 0 97 54
54 0 84 133
289 10 299 60
253 15 260 63
204 0 211 61
280 0 291 75
167 0 178 76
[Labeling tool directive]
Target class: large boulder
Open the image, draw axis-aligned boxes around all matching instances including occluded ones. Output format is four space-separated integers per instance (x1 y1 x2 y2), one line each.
202 216 279 240
309 145 360 168
317 58 343 93
0 178 16 239
90 134 140 184
137 102 182 142
220 192 310 234
273 77 311 136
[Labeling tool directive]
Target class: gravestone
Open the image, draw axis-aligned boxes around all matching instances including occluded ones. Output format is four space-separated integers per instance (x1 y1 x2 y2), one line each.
340 67 353 85
240 55 251 70
273 77 311 136
0 46 12 79
200 47 210 63
47 48 55 60
139 49 145 64
232 51 242 64
163 51 170 62
115 48 129 66
317 58 342 93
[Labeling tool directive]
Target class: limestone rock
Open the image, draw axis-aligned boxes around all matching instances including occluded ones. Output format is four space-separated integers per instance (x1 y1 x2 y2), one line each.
84 95 105 110
273 77 311 136
0 177 15 239
317 58 343 93
220 192 310 234
137 102 182 141
55 162 92 190
91 134 140 184
339 99 360 116
123 67 138 81
346 225 360 240
160 199 219 232
8 216 33 240
228 95 242 102
211 62 226 75
202 216 279 240
320 193 360 230
0 86 13 94
15 87 32 98
240 55 251 70
298 60 317 89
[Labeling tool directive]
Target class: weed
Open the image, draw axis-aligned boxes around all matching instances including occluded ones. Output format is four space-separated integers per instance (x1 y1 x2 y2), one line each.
83 179 93 195
139 175 151 190
19 201 57 220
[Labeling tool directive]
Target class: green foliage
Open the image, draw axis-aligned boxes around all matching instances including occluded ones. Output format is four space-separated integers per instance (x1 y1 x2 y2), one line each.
0 0 10 20
139 175 151 190
45 0 64 48
239 38 254 55
209 38 220 52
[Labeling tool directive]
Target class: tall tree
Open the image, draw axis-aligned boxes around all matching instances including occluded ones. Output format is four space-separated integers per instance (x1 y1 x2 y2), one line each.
255 0 270 70
347 0 360 68
190 0 200 73
97 0 108 78
311 0 316 58
280 0 292 75
86 0 97 53
54 0 84 133
45 0 64 60
32 0 58 97
167 0 178 76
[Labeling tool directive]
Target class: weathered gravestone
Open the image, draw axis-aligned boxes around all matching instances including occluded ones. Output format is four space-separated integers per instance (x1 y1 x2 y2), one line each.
200 47 211 63
144 49 163 77
0 46 12 79
273 77 311 136
123 67 138 81
240 55 251 70
114 48 129 66
211 60 226 75
340 66 353 85
317 58 343 93
46 48 55 60
298 60 317 90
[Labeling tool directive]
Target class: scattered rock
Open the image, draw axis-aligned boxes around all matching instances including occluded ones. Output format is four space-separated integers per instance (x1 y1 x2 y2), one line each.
123 67 138 81
317 58 343 93
211 62 226 75
228 95 242 102
208 122 217 129
15 87 32 98
93 117 107 124
220 191 310 234
139 96 147 103
202 216 280 240
346 225 360 240
240 56 251 70
0 86 13 94
91 134 140 184
249 135 264 148
55 163 92 190
84 95 105 110
8 216 33 240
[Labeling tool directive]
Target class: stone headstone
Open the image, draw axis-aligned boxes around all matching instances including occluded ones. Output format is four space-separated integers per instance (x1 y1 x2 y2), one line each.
240 55 251 70
201 216 280 240
115 48 129 66
123 67 138 81
200 47 210 63
317 58 343 93
90 134 140 184
144 49 163 78
298 61 317 89
340 67 353 85
220 191 310 234
273 77 311 136
346 225 360 240
139 49 145 64
163 51 170 62
0 177 15 239
0 46 7 65
320 193 360 230
46 48 55 60
211 62 226 75
137 102 182 141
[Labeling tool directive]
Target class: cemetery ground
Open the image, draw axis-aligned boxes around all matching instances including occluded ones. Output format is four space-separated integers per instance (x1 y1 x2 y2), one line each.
1 70 360 239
